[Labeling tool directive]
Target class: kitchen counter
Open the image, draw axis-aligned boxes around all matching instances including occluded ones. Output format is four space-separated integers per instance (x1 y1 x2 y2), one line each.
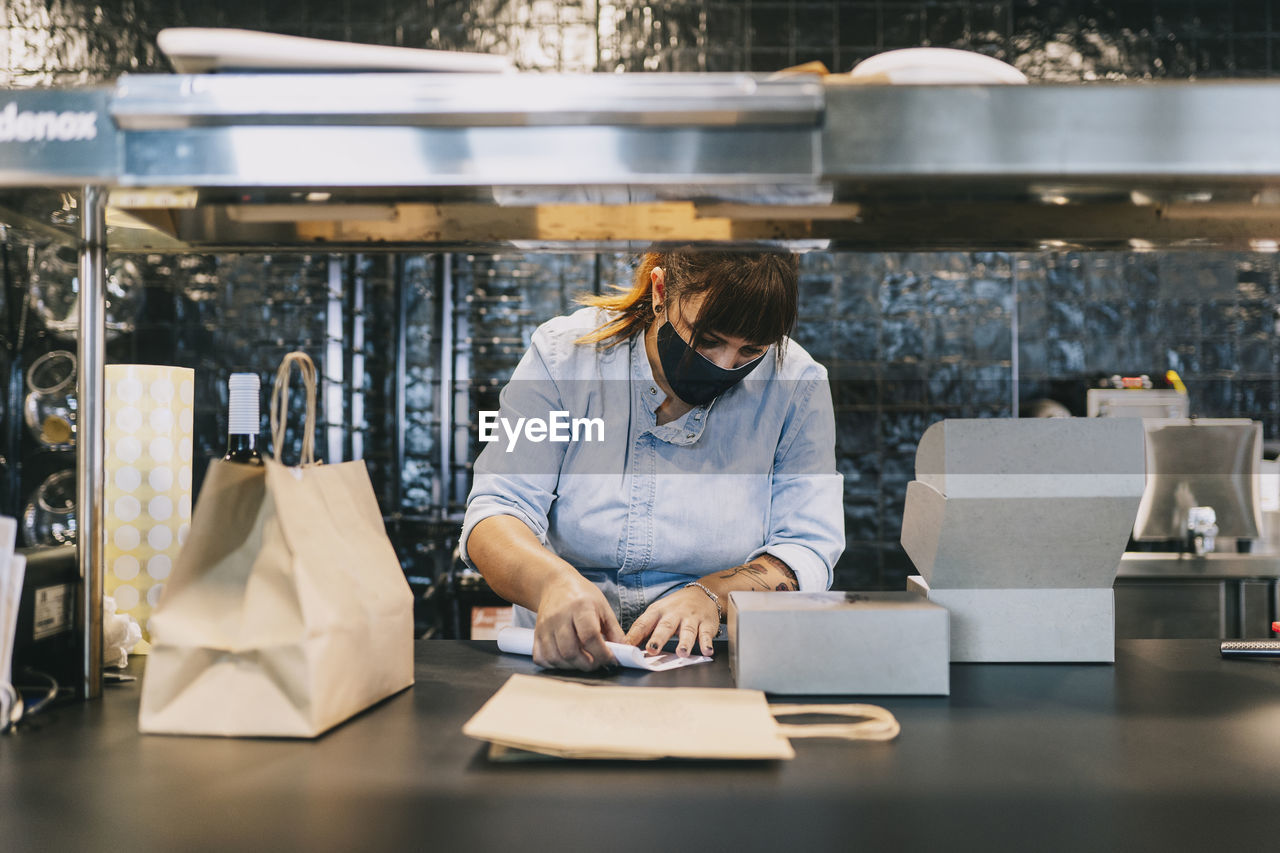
1116 554 1280 638
3 640 1280 851
1119 552 1280 580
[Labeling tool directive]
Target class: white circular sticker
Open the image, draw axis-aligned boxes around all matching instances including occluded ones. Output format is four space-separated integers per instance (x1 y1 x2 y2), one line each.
149 408 174 433
150 378 175 403
113 495 141 523
149 436 173 462
113 584 139 611
147 525 173 550
148 495 173 522
114 466 142 492
113 555 140 581
116 437 142 464
148 466 173 492
117 377 143 402
115 407 143 434
147 554 172 580
113 525 140 551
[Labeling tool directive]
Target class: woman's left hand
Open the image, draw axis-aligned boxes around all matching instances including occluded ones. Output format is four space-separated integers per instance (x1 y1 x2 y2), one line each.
624 586 718 657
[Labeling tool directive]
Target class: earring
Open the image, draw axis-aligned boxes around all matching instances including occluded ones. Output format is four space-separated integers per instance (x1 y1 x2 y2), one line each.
654 303 665 316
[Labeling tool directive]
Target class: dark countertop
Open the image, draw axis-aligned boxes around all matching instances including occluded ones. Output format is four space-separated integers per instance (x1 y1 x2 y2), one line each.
4 640 1280 852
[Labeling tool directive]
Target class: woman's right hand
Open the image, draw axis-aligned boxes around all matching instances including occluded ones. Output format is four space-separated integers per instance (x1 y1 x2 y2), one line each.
533 573 626 671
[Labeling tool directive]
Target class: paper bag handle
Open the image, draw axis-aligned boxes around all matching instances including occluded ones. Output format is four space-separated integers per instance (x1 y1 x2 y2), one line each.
269 351 318 466
771 703 901 742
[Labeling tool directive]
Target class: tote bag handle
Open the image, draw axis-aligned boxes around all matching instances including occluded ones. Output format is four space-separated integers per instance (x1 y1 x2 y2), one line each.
269 351 319 467
771 703 901 742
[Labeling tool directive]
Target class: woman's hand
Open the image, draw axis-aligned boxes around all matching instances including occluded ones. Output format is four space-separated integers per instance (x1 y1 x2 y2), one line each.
624 586 719 658
533 573 626 671
468 516 624 672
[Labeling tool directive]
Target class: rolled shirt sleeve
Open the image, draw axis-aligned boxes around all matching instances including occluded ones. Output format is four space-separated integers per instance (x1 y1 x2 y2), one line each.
747 363 844 591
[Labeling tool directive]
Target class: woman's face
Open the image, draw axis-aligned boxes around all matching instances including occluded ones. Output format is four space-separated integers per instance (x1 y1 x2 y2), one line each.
664 293 770 370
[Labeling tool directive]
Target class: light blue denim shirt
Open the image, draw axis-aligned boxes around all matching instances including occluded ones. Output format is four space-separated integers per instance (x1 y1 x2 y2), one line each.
459 306 844 631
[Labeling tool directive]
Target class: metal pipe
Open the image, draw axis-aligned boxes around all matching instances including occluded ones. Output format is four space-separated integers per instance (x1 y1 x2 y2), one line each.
1 231 26 515
393 256 407 511
350 255 366 462
77 185 106 699
437 254 454 512
449 259 472 516
1009 260 1019 416
325 255 344 463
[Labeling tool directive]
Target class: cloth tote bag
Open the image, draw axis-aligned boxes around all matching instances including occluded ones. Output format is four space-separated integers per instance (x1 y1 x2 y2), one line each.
139 352 414 737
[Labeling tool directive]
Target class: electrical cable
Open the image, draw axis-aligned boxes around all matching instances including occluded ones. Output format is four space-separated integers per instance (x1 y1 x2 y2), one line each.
15 668 59 720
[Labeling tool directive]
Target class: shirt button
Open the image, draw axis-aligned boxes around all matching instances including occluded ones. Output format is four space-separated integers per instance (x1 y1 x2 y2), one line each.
649 386 657 395
686 433 695 439
693 411 703 420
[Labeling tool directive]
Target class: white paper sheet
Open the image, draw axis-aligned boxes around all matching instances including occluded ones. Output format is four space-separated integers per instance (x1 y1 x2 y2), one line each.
496 626 711 672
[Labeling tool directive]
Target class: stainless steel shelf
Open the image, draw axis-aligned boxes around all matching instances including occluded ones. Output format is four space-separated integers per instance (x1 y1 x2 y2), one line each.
10 74 1280 249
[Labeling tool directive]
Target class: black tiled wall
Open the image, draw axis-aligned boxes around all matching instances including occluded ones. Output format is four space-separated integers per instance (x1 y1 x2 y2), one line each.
5 1 1280 591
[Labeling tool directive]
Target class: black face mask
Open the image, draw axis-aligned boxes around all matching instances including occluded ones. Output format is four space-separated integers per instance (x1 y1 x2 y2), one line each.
655 320 765 406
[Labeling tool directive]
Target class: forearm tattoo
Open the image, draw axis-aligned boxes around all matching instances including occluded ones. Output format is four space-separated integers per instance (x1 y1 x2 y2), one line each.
718 553 798 591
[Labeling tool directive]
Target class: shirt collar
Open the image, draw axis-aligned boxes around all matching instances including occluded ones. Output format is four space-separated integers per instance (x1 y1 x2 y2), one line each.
629 332 714 444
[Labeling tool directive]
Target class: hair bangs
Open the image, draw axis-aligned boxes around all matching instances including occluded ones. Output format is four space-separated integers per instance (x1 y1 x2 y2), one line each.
688 254 798 348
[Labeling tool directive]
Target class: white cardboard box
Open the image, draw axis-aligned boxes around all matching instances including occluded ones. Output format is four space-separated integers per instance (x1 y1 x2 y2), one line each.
901 418 1147 590
901 482 1142 588
913 417 1147 501
728 590 950 696
907 575 1115 663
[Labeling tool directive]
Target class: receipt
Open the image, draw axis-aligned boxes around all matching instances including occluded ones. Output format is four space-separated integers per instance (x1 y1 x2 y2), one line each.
496 626 712 672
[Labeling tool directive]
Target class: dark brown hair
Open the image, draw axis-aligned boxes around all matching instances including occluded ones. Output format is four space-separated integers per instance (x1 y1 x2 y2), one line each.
576 251 799 362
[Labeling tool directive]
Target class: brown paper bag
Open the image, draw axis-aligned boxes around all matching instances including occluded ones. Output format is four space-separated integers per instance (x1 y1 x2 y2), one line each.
463 675 901 761
463 674 795 760
462 674 900 761
139 352 414 737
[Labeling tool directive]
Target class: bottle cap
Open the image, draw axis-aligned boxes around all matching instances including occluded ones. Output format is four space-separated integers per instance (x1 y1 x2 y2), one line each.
227 373 260 435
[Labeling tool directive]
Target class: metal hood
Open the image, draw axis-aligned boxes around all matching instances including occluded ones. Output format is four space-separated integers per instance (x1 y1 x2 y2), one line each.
10 72 1280 251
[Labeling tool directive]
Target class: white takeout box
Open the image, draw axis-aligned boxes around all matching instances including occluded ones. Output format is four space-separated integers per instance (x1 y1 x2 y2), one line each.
900 418 1146 663
729 590 950 696
907 576 1116 662
902 418 1147 589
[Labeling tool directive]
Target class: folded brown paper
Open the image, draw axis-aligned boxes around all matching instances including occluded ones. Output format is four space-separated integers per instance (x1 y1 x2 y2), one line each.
462 674 901 761
138 353 414 738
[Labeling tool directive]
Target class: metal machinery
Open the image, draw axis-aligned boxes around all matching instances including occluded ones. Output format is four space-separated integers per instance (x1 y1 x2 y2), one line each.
7 72 1280 694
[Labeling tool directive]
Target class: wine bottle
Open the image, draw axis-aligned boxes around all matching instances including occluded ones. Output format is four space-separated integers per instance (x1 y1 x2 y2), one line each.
223 372 263 465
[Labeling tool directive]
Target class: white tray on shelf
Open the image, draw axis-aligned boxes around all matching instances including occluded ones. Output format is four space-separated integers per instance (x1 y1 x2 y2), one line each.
157 28 514 74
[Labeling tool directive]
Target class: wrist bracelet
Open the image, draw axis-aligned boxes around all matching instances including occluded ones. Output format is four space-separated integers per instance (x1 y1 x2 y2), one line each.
684 582 723 623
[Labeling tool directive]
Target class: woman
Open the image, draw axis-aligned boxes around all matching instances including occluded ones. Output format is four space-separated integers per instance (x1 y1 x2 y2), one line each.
460 251 843 670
